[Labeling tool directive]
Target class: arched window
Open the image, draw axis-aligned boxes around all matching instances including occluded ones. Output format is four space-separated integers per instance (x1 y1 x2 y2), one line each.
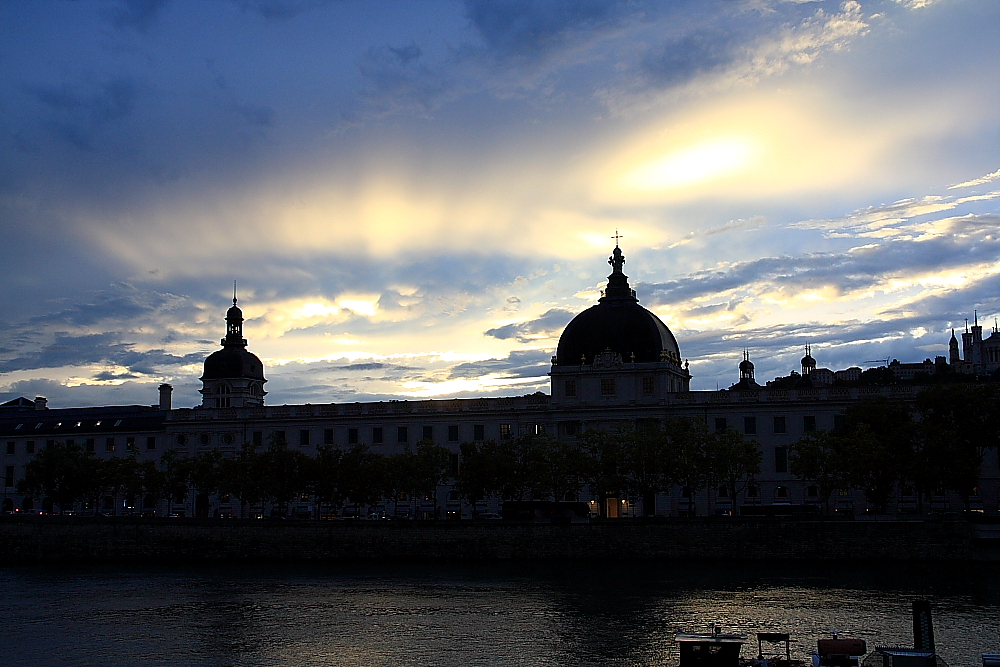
775 486 789 498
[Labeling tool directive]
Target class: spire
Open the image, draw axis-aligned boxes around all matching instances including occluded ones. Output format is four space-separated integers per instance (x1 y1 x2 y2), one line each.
975 310 978 327
233 280 238 307
224 286 246 348
601 241 636 301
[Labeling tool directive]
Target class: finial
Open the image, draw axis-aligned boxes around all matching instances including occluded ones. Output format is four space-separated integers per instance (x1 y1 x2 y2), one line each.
975 310 978 326
233 280 238 306
612 229 623 247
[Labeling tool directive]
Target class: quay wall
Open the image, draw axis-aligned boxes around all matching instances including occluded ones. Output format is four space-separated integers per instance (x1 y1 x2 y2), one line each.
1 517 998 563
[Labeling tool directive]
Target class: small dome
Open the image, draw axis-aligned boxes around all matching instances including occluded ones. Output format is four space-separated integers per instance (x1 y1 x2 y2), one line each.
226 303 243 321
801 354 816 367
202 347 265 381
739 357 754 372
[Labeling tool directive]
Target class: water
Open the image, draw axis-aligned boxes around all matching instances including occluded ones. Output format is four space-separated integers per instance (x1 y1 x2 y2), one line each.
2 561 998 667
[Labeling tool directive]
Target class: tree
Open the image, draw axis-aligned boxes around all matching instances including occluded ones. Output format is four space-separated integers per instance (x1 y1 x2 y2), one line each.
16 441 96 512
260 439 312 517
916 384 1000 507
340 445 384 516
705 427 761 515
665 417 711 516
218 443 267 518
310 445 347 520
188 449 223 517
161 450 193 515
620 423 675 516
789 431 845 514
581 428 626 517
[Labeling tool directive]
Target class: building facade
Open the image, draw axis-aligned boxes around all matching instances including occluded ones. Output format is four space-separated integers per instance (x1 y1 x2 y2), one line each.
3 247 999 518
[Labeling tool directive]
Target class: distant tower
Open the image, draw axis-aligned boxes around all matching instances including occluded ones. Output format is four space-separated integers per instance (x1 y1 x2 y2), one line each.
739 350 755 383
801 344 816 377
200 285 267 408
949 329 960 365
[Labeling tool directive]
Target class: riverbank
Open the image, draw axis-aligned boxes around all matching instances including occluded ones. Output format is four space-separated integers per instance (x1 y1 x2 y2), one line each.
2 515 999 563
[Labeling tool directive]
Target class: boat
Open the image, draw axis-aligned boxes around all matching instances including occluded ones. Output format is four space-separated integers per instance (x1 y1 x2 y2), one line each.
675 626 748 667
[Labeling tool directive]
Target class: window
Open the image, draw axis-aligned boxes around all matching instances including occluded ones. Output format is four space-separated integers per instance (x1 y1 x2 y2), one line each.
223 433 234 445
5 465 13 487
500 423 511 440
273 431 286 446
773 416 786 434
86 438 95 453
146 436 156 451
564 380 576 397
397 426 408 443
373 427 383 444
600 378 616 396
422 426 433 441
564 422 577 436
714 417 727 431
803 415 816 432
474 424 485 441
746 485 759 498
348 428 359 444
448 425 459 442
252 431 262 447
199 433 210 445
324 429 334 445
6 442 13 456
105 438 115 452
299 429 310 447
718 486 729 498
177 434 187 446
774 446 788 473
744 416 757 435
126 437 136 451
775 486 789 498
26 441 35 454
833 414 845 431
642 377 655 395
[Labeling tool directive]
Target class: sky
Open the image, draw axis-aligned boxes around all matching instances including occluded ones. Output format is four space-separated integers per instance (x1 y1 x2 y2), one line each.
2 0 1000 409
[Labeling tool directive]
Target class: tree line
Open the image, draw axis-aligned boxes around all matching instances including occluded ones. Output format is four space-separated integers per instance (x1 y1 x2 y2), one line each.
15 419 761 518
790 384 1000 513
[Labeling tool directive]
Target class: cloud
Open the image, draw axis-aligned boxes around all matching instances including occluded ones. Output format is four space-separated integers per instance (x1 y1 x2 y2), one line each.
484 308 574 343
949 168 1000 190
447 349 553 380
357 44 458 116
0 332 203 375
103 0 171 32
18 78 140 151
233 0 339 21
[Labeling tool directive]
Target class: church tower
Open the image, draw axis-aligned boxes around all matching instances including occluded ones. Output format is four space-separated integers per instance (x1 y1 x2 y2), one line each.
200 286 267 408
949 329 960 365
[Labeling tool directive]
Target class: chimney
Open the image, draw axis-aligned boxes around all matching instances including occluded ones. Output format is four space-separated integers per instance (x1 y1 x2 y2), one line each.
158 384 173 411
34 396 47 410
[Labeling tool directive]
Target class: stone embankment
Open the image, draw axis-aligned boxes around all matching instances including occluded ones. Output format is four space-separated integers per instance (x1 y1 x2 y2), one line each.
1 516 997 563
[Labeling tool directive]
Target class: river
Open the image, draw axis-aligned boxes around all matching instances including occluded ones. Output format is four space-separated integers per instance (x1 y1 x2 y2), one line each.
2 561 998 666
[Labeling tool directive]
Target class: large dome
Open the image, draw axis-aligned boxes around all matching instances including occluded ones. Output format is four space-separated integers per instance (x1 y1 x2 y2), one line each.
556 300 679 365
555 245 681 365
202 347 265 381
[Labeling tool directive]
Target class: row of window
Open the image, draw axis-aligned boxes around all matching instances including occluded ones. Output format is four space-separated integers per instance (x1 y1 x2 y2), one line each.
565 377 658 397
713 414 840 435
5 437 157 456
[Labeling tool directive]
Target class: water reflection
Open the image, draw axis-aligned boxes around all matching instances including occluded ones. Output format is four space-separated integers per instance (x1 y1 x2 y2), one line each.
2 562 997 667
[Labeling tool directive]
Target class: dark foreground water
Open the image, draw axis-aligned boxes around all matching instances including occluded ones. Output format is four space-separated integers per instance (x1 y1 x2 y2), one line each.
2 561 998 667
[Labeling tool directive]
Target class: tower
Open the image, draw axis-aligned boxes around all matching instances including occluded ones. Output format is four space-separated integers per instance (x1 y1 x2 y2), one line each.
949 329 960 365
801 345 816 377
200 286 267 408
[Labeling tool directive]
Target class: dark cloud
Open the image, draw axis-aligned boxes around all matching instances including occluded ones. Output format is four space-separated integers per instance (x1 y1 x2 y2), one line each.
233 0 339 21
462 0 647 63
645 215 1000 307
0 378 166 409
0 331 203 375
448 349 552 380
19 78 140 151
358 45 456 116
484 308 573 343
103 0 171 32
